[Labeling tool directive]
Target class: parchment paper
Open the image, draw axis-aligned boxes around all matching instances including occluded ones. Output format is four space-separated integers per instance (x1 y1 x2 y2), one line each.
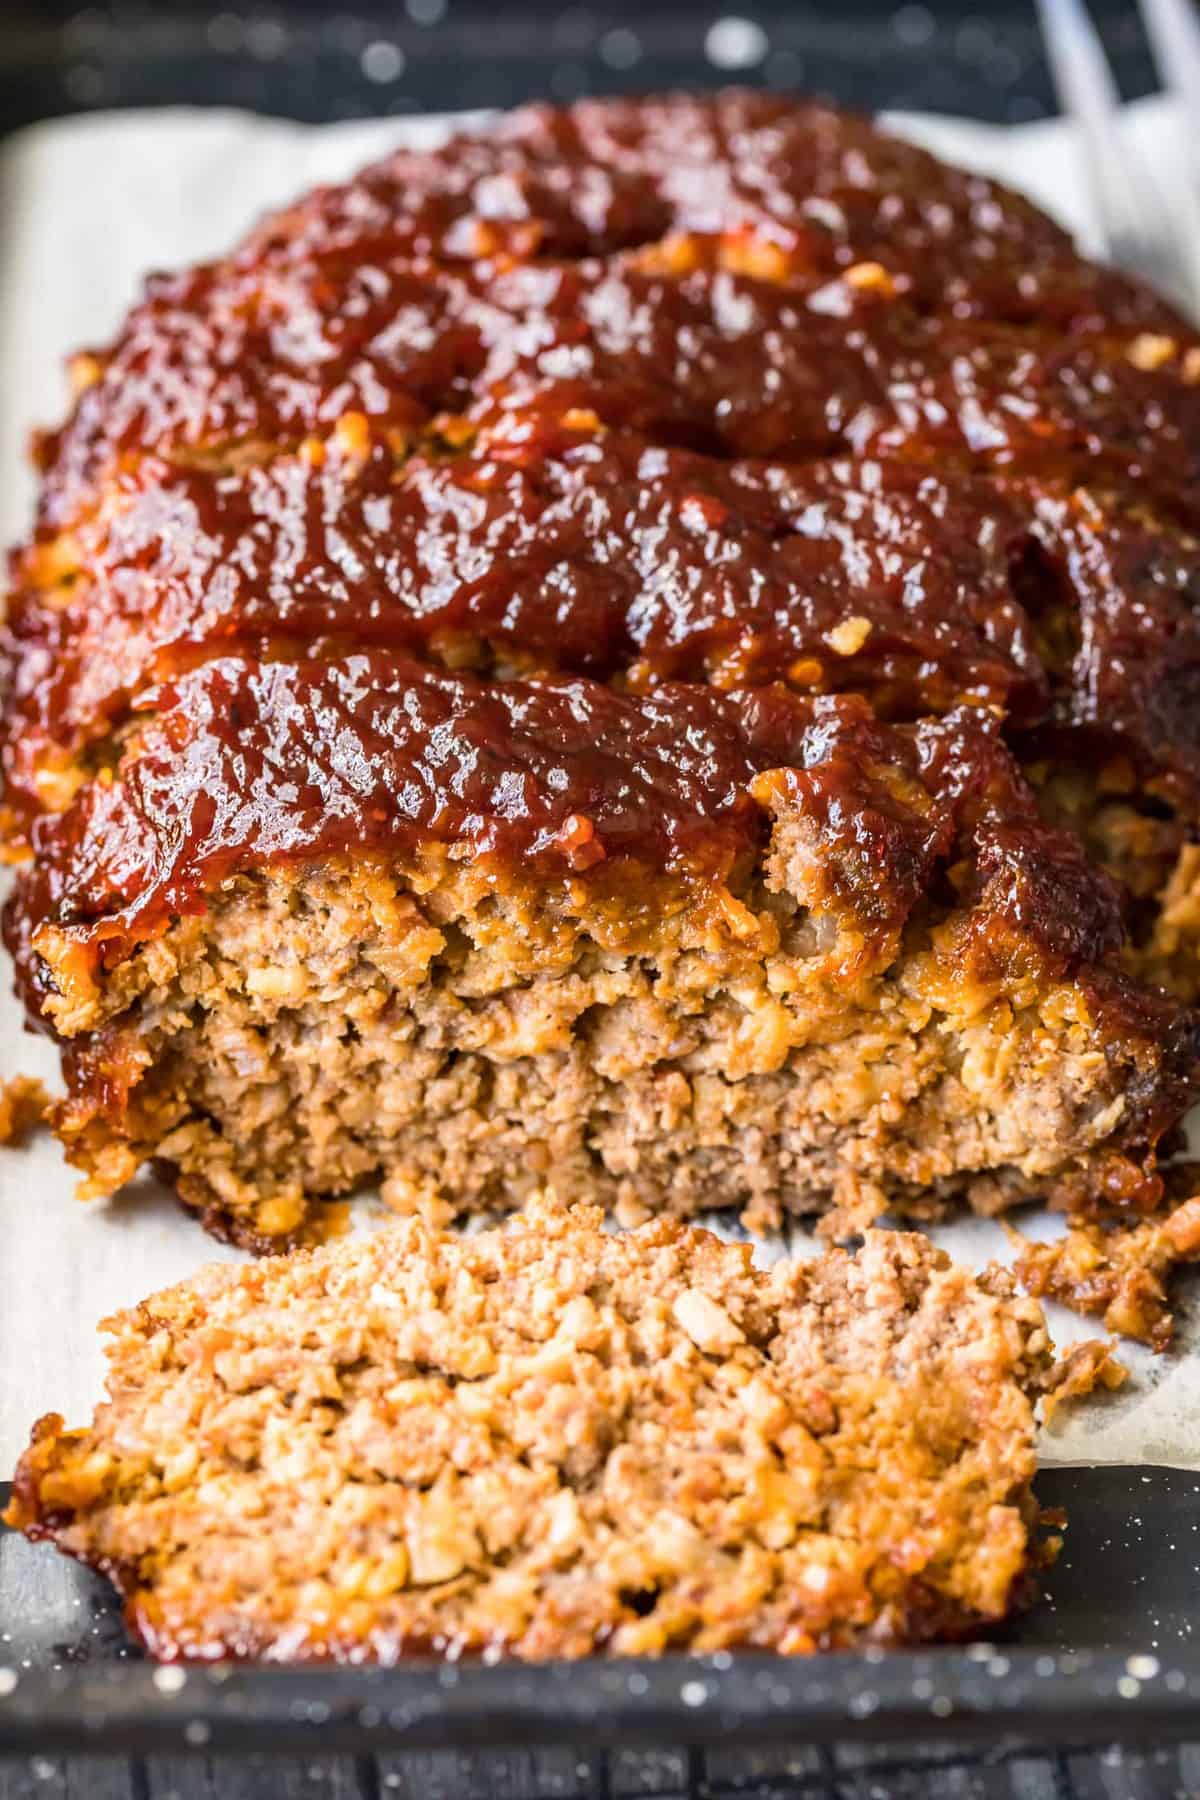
1 97 1197 1472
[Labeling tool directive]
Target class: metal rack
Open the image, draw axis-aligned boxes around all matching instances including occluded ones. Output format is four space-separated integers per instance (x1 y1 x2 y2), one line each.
2 1741 1199 1798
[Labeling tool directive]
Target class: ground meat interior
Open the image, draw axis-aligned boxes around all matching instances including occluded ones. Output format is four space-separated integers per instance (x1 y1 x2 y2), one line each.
5 90 1200 1260
4 1198 1059 1660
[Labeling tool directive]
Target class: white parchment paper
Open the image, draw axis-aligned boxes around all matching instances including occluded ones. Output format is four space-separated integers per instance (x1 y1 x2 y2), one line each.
1 97 1197 1472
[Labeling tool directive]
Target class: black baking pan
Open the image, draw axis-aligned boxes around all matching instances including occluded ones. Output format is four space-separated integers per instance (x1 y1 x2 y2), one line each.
2 6 1198 1797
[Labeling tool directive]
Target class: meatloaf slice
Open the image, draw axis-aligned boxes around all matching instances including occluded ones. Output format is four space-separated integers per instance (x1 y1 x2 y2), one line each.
5 1195 1058 1660
4 91 1200 1248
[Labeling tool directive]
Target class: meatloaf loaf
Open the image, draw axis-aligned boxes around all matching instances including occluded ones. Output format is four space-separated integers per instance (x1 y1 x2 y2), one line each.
6 1195 1058 1660
4 91 1200 1249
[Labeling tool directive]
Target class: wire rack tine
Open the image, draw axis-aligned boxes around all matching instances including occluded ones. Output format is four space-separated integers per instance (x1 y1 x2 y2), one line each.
1035 0 1197 314
1137 0 1200 319
1140 0 1200 143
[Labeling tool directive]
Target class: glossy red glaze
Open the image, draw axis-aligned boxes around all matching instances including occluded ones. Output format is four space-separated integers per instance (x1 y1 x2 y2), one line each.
8 658 1124 992
4 91 1198 998
1 442 1054 813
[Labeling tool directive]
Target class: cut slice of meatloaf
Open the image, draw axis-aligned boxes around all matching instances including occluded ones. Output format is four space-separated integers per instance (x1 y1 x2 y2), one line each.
5 1195 1059 1660
4 90 1200 1249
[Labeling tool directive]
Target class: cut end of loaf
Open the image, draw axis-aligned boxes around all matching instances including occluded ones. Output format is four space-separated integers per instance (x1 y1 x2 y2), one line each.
31 837 1197 1252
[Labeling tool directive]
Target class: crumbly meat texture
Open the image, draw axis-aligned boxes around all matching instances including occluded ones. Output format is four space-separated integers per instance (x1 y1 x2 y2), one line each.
29 846 1196 1250
5 1196 1059 1661
1040 1337 1127 1421
0 1074 50 1147
4 91 1200 1248
1012 1169 1200 1349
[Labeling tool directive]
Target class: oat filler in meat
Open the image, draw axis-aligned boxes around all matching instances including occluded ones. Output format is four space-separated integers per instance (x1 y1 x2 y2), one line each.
5 91 1200 1249
5 1196 1059 1660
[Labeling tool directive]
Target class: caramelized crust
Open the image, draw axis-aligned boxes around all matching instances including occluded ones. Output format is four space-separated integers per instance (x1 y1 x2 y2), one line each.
4 670 1119 982
5 1197 1058 1661
4 92 1200 1246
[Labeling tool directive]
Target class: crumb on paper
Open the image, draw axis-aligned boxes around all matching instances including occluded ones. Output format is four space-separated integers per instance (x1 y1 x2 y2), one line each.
1010 1189 1200 1350
0 1075 51 1148
1042 1338 1128 1424
378 1170 455 1229
307 1200 354 1245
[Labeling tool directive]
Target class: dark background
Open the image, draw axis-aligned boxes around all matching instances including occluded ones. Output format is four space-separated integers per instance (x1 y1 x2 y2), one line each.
0 0 1178 137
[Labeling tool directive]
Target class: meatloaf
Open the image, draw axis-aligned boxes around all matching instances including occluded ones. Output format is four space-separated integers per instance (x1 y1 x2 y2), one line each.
4 91 1200 1249
5 1195 1058 1660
